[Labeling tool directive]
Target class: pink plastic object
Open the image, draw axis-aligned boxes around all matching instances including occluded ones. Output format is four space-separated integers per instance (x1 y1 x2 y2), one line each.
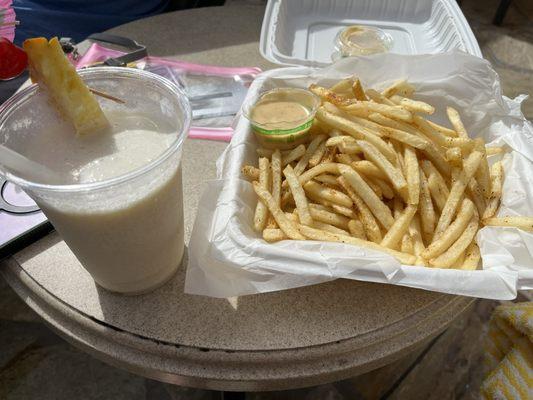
75 43 261 141
0 0 16 42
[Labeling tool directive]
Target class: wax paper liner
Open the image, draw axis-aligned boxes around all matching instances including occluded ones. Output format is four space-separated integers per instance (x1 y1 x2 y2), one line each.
185 51 533 300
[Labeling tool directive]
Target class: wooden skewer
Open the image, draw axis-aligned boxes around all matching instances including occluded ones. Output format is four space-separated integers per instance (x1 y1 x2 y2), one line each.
89 88 125 104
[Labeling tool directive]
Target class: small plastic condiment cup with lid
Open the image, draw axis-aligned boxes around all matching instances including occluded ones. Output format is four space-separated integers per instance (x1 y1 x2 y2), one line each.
242 88 320 150
332 25 393 61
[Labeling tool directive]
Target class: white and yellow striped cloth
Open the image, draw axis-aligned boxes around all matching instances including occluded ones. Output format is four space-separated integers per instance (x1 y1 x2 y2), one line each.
482 302 533 399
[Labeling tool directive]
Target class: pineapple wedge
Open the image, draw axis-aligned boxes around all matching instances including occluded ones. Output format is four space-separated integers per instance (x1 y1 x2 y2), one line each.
23 37 109 135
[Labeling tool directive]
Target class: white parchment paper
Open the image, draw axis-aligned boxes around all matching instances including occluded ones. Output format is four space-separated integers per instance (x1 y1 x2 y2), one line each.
185 51 533 300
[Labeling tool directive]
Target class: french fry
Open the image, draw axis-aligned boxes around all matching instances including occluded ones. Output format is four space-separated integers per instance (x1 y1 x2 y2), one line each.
404 146 420 205
429 216 478 268
413 115 474 150
314 221 351 236
466 178 486 217
331 204 357 219
282 144 306 166
482 217 533 231
343 101 413 122
408 215 426 256
352 160 388 180
298 225 417 265
401 233 415 254
361 174 383 198
427 173 449 212
461 242 481 270
433 151 483 239
365 89 396 106
314 174 340 187
422 198 475 259
338 176 383 242
486 146 505 156
474 138 491 199
483 161 503 219
373 177 395 199
271 149 282 207
446 106 469 139
419 168 436 239
294 135 327 175
357 140 408 201
426 120 458 137
326 135 358 147
263 228 287 242
321 146 337 163
367 112 419 135
253 181 305 240
445 147 462 168
338 165 395 228
304 180 353 208
253 157 270 232
329 78 354 95
389 95 435 114
284 165 313 226
348 219 367 239
241 165 260 181
381 205 417 249
381 79 415 98
309 84 354 106
335 153 355 166
297 163 340 186
308 141 327 167
308 204 350 230
351 78 368 101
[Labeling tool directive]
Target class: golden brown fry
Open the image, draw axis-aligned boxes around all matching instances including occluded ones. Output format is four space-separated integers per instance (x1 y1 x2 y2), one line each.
389 95 435 114
365 89 396 106
461 242 481 270
294 134 326 175
381 79 415 98
298 225 417 265
335 153 354 166
357 140 408 202
482 216 533 231
263 228 287 242
314 174 340 187
433 151 483 239
308 141 327 167
338 176 383 242
282 144 306 166
426 120 458 137
409 215 426 256
316 108 397 162
343 101 413 122
413 115 474 150
474 138 491 199
446 106 469 139
284 165 313 226
253 157 270 232
308 204 350 230
483 161 503 219
381 205 417 249
298 163 340 186
253 181 304 240
419 168 436 239
422 198 475 259
404 146 420 205
309 84 353 106
373 177 395 199
466 178 486 217
429 216 478 268
338 165 395 228
401 233 415 255
241 165 260 181
351 78 368 101
445 147 462 168
271 149 282 207
304 180 353 208
352 160 388 180
486 146 505 156
348 219 367 240
331 204 357 219
329 78 354 96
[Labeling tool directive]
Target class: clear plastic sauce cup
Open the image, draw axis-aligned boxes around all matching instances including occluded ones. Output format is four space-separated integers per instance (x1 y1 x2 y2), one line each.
0 67 191 294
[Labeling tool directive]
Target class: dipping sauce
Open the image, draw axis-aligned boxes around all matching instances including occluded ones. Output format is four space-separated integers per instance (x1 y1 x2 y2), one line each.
333 25 393 59
243 88 320 150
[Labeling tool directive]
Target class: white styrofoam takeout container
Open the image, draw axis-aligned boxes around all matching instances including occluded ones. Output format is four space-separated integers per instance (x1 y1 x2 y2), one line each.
260 0 482 67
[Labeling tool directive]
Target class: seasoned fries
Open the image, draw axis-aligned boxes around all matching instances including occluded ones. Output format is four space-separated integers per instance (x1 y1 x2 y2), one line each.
243 77 529 272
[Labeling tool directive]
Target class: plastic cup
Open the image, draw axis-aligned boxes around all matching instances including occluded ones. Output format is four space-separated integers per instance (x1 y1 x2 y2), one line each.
0 67 191 294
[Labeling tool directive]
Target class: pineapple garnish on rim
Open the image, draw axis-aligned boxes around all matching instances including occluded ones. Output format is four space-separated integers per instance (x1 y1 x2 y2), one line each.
23 37 109 135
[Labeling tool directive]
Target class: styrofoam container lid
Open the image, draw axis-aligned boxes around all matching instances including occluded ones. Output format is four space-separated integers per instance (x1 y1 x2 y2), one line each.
260 0 482 67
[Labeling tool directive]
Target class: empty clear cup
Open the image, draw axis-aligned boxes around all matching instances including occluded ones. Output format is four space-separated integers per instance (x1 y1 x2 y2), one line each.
0 67 191 294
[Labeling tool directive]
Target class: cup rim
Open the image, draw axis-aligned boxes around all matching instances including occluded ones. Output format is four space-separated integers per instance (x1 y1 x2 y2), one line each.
0 67 191 193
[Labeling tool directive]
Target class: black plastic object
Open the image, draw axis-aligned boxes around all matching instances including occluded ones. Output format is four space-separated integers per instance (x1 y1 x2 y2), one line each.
87 33 148 67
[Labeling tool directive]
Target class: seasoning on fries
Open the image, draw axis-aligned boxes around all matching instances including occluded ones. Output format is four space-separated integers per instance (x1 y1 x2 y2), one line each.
242 76 528 270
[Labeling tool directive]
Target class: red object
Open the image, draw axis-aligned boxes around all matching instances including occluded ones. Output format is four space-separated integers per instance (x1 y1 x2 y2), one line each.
0 37 27 80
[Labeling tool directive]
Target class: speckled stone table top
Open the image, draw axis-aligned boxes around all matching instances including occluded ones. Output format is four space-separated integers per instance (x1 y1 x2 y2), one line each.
0 2 474 391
